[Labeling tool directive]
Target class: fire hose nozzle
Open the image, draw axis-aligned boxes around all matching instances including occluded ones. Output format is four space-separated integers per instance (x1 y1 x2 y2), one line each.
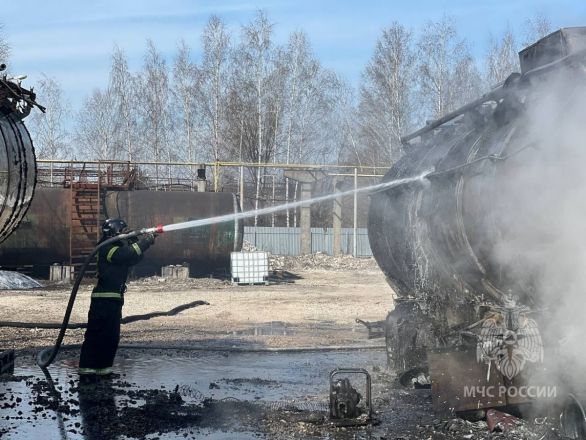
140 225 164 235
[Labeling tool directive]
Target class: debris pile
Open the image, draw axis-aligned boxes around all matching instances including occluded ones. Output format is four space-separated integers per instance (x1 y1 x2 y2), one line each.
0 270 42 290
129 276 231 291
269 252 379 272
242 240 379 272
241 240 258 252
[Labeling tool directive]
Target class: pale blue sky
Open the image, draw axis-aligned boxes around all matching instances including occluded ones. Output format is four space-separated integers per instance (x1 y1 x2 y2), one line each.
3 0 586 109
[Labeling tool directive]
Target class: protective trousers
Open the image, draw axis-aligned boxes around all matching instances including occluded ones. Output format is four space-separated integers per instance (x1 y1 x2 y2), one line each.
79 299 122 371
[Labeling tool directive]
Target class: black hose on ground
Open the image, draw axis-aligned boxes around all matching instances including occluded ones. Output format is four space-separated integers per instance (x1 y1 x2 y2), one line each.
0 300 209 329
35 230 145 369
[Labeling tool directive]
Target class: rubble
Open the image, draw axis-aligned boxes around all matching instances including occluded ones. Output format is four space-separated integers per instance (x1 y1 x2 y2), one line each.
242 240 379 272
269 252 379 272
241 240 258 252
128 275 231 291
486 409 522 432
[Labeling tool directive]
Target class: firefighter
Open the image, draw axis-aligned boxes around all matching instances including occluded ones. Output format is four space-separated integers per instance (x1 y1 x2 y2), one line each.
79 218 156 378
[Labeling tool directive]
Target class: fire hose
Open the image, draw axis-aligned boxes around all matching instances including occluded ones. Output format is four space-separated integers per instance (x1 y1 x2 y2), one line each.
0 301 207 329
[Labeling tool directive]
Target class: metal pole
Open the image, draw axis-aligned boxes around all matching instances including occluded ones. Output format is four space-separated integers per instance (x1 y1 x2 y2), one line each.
271 175 275 228
353 167 357 257
239 165 245 211
332 177 342 256
214 161 219 192
167 156 171 191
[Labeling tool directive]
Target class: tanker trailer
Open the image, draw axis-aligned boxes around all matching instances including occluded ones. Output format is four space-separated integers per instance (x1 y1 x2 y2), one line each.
0 67 43 244
368 27 586 392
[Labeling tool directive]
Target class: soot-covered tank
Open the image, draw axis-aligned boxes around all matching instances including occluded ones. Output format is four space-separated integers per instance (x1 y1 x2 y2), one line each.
368 28 586 372
0 67 43 244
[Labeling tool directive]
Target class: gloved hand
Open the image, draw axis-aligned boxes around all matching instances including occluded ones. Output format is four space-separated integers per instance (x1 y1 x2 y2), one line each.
142 232 156 246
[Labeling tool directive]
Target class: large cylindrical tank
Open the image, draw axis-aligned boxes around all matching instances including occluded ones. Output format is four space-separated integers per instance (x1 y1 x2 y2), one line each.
0 188 243 276
368 28 586 370
370 30 586 310
0 114 36 244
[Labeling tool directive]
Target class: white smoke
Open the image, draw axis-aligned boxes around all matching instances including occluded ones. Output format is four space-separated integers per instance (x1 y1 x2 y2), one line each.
487 66 586 382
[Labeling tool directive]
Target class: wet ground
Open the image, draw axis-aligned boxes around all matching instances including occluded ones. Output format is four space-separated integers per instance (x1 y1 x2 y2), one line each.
0 271 574 438
2 348 388 439
0 347 568 440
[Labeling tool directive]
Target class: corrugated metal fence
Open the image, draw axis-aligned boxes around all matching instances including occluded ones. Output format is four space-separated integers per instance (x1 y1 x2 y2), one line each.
243 226 372 257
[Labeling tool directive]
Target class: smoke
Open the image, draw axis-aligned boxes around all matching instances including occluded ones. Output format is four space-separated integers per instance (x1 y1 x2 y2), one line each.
486 66 586 383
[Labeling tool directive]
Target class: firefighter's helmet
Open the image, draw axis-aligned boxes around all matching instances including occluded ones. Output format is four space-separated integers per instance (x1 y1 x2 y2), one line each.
102 218 128 238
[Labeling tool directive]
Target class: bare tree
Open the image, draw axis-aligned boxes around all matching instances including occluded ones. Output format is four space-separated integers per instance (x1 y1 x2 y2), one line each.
333 84 362 166
235 11 275 225
139 40 171 180
28 75 71 159
449 45 482 109
200 15 230 163
523 13 552 46
110 47 141 161
0 24 10 63
75 88 118 160
485 27 519 87
417 16 481 119
172 39 201 170
358 22 415 166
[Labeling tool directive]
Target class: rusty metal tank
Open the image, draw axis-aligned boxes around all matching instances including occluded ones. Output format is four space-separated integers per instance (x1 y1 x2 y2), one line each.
367 28 586 370
0 187 243 276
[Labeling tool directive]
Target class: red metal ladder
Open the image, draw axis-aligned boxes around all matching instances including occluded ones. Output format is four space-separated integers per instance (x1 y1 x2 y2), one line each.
69 181 101 278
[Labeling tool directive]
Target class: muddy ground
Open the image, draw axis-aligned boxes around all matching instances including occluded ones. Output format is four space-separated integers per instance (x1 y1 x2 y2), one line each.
0 267 390 351
0 265 570 439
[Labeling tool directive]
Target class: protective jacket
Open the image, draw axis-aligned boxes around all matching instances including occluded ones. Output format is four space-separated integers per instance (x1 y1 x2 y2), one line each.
91 236 152 301
79 235 154 374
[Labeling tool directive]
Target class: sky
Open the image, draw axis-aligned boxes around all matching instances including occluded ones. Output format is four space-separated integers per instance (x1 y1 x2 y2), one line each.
2 0 586 111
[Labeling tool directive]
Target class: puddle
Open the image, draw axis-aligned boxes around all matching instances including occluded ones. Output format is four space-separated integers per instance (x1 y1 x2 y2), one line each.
1 348 385 439
230 321 295 336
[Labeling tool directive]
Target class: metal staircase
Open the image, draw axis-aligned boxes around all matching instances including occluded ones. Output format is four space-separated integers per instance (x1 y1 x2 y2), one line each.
69 181 102 277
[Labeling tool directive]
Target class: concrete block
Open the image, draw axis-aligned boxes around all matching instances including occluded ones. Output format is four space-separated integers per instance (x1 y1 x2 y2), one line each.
161 265 190 279
50 264 73 282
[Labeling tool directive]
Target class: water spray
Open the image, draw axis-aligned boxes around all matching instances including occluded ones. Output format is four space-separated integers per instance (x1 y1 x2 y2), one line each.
144 171 431 235
36 171 431 370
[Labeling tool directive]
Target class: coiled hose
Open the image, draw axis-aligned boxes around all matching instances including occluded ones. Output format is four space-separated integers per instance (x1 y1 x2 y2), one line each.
36 229 147 369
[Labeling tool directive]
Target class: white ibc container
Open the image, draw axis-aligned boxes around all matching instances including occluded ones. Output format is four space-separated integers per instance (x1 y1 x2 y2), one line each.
230 251 269 285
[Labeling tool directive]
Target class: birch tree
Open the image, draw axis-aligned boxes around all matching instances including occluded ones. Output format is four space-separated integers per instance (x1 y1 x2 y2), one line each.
110 47 141 161
237 11 274 225
139 40 172 182
449 45 482 109
200 15 230 163
359 22 414 165
28 75 71 159
0 24 9 63
485 27 519 87
75 88 118 160
523 14 552 46
172 39 201 174
417 16 481 119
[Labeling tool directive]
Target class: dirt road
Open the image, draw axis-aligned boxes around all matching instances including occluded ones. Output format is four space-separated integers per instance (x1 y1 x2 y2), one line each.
0 269 393 352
